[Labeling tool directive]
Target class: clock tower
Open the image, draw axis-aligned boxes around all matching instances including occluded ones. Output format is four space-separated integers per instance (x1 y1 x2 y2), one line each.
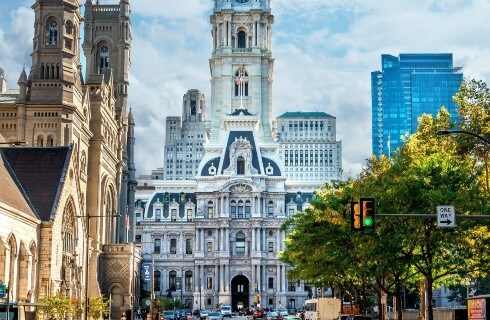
209 0 274 143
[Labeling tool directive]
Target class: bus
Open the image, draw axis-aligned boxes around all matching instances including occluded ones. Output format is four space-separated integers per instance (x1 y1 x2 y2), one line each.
304 298 341 320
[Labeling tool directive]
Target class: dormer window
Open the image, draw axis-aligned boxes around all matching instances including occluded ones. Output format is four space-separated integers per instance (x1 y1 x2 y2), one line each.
155 209 162 221
237 156 245 175
171 208 177 221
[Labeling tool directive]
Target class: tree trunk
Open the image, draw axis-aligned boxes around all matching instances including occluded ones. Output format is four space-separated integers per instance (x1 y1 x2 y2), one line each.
426 277 434 320
419 281 426 320
395 276 403 320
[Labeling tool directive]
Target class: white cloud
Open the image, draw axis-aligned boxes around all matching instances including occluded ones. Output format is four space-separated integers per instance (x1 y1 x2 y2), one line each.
1 0 490 177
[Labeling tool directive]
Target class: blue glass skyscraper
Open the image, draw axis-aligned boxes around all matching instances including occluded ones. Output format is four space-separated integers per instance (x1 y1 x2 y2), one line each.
371 53 463 156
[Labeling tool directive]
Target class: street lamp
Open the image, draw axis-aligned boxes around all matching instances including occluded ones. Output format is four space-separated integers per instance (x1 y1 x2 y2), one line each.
436 130 490 145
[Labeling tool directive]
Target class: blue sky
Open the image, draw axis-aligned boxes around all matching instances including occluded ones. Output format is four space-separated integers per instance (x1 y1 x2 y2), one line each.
1 0 490 176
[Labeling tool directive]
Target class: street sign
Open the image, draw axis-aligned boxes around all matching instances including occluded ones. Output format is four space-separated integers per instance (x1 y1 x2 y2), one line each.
0 282 5 297
437 205 456 228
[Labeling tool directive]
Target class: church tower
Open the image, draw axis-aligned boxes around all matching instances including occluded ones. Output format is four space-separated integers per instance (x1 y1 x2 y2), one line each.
209 0 274 143
15 0 91 150
83 0 134 244
28 0 83 105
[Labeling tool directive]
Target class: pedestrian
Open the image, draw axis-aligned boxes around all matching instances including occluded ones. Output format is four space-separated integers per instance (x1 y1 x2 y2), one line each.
121 313 127 320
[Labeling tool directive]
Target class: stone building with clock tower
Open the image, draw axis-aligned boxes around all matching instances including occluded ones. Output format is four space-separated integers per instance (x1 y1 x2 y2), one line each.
135 0 311 312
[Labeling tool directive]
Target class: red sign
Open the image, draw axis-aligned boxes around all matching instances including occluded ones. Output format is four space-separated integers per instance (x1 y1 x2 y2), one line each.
468 298 486 320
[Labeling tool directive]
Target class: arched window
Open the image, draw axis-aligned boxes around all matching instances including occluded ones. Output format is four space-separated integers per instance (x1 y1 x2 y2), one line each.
99 45 109 69
185 271 193 291
207 201 214 218
47 19 58 45
234 69 249 97
237 30 246 48
169 271 177 291
245 200 251 218
237 200 244 219
235 232 245 254
47 135 54 147
230 200 237 218
37 135 44 147
237 156 245 175
154 270 161 292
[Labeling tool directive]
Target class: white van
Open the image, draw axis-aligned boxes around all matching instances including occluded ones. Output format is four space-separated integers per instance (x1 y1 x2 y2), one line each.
220 306 232 317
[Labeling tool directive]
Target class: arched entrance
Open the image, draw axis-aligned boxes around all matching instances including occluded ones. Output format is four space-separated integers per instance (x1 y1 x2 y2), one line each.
231 275 249 312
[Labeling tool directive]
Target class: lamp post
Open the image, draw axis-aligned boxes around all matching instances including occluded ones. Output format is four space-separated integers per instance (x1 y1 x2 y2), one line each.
436 130 490 145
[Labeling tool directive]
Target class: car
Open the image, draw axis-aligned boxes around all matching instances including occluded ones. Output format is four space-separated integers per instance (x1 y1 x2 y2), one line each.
200 310 211 320
283 316 302 320
220 306 232 318
267 311 281 320
207 311 223 320
278 309 289 318
336 314 351 320
253 308 267 319
163 311 177 320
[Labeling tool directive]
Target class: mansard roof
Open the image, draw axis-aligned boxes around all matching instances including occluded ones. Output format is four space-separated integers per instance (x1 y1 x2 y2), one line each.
145 192 197 218
0 147 72 221
277 111 335 119
0 149 38 218
221 131 261 174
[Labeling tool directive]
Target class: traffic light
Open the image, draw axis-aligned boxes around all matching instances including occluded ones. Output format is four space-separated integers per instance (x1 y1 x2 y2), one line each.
360 198 375 229
350 202 362 231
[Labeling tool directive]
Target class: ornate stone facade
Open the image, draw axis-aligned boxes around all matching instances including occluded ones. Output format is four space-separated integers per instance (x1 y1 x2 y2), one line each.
0 0 139 319
135 0 309 312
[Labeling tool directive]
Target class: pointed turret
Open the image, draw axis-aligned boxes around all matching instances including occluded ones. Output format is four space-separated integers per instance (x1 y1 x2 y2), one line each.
18 67 28 102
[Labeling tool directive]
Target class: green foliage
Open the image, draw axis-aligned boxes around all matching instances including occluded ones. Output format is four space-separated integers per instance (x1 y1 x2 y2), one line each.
37 294 73 320
152 297 181 311
88 296 110 320
281 79 490 320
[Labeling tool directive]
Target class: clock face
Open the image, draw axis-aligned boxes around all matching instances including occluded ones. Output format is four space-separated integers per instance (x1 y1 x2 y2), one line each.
235 0 250 3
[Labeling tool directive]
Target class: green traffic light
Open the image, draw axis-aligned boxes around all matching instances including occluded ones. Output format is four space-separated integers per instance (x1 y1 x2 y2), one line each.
363 217 373 227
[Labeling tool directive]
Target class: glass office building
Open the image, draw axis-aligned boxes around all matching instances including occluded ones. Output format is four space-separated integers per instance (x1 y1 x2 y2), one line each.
371 53 463 156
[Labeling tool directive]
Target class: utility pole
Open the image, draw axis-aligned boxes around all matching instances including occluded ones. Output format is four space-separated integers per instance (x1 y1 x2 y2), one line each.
6 283 10 320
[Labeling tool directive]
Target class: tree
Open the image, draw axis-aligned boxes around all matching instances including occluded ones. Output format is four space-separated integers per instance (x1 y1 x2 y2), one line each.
37 295 73 320
88 296 110 320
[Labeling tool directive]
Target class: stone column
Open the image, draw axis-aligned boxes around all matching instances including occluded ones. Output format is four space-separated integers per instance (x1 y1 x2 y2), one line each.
214 265 219 292
179 232 183 254
221 197 225 216
221 265 226 292
201 230 205 252
195 229 199 252
252 264 256 291
200 265 204 293
220 228 224 251
282 266 287 293
276 230 280 252
262 264 266 292
195 267 199 292
225 228 229 252
251 227 255 251
163 232 167 253
276 265 280 292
